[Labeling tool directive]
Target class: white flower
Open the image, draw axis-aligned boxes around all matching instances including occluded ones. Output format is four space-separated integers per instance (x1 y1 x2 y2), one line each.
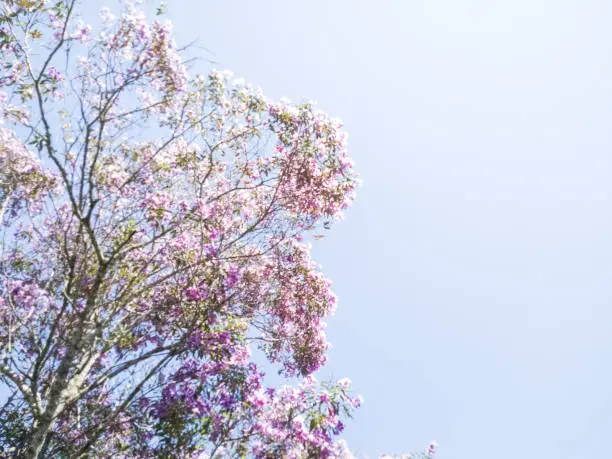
99 7 115 22
425 440 438 457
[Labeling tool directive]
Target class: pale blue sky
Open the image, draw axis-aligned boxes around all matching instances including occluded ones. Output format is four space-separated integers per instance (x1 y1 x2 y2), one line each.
165 1 612 457
3 1 611 457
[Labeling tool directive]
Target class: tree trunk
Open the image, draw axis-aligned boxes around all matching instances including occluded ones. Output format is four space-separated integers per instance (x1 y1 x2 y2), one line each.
24 321 93 458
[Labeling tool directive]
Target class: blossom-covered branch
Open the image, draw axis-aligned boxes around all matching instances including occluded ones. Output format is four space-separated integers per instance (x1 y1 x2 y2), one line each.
0 1 363 457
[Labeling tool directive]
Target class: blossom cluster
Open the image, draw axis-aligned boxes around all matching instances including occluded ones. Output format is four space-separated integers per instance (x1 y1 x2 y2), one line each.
0 127 56 220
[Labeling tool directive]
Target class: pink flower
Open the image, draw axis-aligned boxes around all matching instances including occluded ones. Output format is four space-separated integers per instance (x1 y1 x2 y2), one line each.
47 67 63 82
73 22 92 42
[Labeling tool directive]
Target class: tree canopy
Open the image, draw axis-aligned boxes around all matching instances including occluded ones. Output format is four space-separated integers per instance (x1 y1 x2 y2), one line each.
0 1 363 457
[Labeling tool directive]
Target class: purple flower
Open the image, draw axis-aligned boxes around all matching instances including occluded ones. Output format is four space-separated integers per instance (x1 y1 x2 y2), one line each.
426 440 438 457
184 285 207 301
225 266 240 290
47 67 63 82
73 22 91 42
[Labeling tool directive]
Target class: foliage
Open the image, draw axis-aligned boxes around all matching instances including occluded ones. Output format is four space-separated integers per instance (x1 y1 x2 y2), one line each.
0 1 364 457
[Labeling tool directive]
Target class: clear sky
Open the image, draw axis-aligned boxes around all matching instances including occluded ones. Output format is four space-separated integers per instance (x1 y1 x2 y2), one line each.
6 1 609 457
163 1 612 457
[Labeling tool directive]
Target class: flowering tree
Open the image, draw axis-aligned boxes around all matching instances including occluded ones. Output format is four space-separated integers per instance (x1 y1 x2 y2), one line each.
0 1 365 457
380 441 438 459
